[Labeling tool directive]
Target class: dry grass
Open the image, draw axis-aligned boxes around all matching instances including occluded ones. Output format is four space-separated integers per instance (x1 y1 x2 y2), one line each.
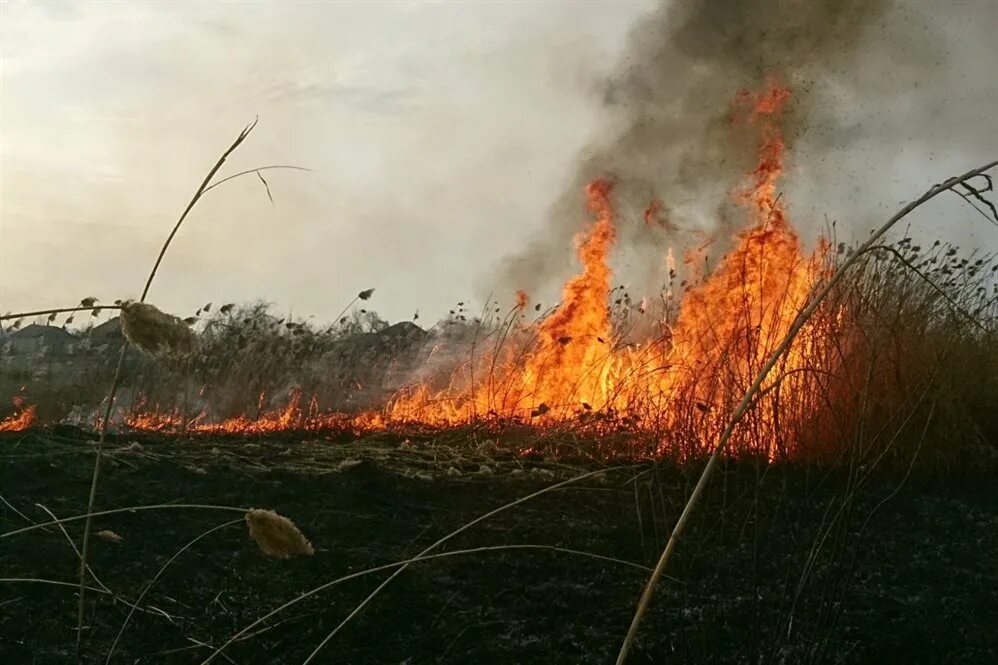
3 230 995 474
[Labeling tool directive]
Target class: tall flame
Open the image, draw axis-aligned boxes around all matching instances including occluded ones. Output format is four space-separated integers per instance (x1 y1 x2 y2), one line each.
517 178 617 413
16 82 835 462
382 80 830 458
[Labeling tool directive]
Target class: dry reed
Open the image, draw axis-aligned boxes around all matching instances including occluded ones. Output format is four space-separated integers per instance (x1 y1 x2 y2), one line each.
120 301 196 357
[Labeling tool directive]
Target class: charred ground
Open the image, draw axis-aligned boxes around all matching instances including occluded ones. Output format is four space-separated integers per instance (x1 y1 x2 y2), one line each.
2 429 996 664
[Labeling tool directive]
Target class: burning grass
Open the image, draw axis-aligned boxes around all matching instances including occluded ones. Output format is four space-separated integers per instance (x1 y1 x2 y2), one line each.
0 399 36 432
0 80 996 665
5 82 992 472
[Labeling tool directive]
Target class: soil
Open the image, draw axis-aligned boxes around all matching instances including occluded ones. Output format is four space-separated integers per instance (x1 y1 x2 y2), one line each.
2 429 997 664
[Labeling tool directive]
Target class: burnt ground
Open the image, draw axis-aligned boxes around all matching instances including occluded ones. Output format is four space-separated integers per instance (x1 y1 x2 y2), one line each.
1 429 997 664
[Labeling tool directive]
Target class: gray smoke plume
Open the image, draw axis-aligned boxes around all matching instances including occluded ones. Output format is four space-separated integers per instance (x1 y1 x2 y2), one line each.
494 0 998 302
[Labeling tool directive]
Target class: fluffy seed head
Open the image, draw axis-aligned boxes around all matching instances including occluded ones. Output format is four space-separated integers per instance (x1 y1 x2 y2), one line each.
245 509 314 559
120 301 196 357
95 529 124 543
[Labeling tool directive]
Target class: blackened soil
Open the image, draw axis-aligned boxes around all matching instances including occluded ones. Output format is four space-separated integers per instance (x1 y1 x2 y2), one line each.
1 430 996 664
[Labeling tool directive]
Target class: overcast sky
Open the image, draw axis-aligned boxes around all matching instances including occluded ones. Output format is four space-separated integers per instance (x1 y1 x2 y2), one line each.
2 0 995 327
1 0 654 324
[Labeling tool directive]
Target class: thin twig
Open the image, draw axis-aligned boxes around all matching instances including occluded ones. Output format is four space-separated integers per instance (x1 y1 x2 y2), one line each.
105 519 242 663
0 305 122 322
3 503 250 539
36 504 115 596
201 165 310 195
0 576 175 620
201 538 657 664
858 244 987 331
297 465 638 664
1 577 113 595
140 118 260 302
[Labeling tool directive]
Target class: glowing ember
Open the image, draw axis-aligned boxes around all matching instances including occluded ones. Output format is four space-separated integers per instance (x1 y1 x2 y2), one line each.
644 199 665 227
516 290 530 310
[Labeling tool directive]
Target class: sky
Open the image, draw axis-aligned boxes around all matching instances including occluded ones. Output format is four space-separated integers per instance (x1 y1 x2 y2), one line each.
1 0 655 324
1 0 996 327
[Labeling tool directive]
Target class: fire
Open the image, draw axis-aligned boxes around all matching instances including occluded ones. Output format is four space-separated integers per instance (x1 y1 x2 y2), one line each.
389 178 618 424
644 199 665 227
516 178 617 414
516 290 529 310
12 81 839 461
0 398 36 433
124 389 381 436
384 80 832 458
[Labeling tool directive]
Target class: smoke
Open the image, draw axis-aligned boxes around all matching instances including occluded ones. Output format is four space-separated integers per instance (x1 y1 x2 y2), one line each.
495 0 998 301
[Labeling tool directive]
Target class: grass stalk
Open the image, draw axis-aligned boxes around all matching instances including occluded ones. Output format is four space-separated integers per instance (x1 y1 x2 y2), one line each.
71 118 309 656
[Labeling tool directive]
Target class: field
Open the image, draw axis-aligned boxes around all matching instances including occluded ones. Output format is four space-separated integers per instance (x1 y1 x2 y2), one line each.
3 429 997 664
2 78 997 665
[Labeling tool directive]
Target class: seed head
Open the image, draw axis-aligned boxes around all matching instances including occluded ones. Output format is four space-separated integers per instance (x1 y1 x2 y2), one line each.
120 301 196 357
245 509 314 559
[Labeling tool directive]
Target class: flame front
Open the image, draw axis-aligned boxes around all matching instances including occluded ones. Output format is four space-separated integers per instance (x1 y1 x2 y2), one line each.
9 82 840 461
384 81 833 458
511 178 617 415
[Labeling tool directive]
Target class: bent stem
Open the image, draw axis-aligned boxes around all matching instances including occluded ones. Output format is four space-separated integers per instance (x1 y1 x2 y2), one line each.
297 465 636 664
2 503 250 539
0 305 123 322
614 158 998 665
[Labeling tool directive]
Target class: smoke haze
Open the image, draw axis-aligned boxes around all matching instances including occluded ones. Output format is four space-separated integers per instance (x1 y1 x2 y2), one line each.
496 0 998 304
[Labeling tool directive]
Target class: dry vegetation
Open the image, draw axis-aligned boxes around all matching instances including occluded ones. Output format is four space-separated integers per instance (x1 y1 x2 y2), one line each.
4 234 995 470
0 118 996 663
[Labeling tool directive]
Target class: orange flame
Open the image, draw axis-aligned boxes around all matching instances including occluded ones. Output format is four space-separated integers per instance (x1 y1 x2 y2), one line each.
657 81 828 458
0 400 37 432
518 178 617 414
516 289 529 310
125 389 383 436
644 199 665 227
55 81 835 461
381 81 832 458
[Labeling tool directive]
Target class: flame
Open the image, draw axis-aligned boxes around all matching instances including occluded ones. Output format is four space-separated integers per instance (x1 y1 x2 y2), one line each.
125 389 382 436
644 199 665 226
378 81 832 459
656 80 828 458
18 81 837 461
517 178 617 414
516 290 529 310
0 400 36 432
